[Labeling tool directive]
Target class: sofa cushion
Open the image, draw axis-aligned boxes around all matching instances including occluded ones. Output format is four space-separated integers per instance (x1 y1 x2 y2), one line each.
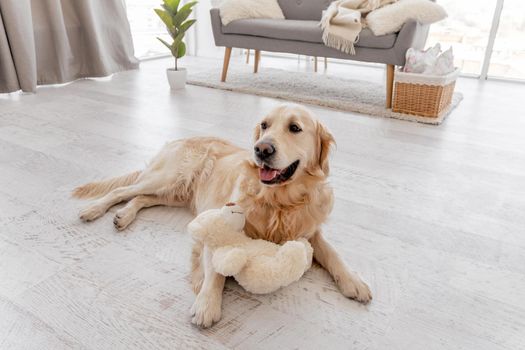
277 0 333 21
222 19 398 49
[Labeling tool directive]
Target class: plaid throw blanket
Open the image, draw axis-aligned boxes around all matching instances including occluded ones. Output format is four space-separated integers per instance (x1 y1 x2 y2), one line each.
320 0 397 55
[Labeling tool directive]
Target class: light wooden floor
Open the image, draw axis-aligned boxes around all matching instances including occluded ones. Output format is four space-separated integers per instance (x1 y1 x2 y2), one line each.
1 55 525 350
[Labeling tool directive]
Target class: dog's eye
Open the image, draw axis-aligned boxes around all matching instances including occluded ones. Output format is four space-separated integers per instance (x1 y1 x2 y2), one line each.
261 122 268 130
289 124 302 133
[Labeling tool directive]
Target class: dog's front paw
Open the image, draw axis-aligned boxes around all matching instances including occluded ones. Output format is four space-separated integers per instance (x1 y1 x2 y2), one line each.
190 293 222 328
79 204 106 222
336 273 372 304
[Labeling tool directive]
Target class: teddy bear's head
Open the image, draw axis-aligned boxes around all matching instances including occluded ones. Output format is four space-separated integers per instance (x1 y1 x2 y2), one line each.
188 203 246 247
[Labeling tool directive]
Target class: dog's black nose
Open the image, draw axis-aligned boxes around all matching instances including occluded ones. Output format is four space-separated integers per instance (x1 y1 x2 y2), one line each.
254 142 275 160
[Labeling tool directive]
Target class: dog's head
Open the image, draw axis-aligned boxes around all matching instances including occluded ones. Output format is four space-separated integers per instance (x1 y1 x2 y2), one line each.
252 104 335 186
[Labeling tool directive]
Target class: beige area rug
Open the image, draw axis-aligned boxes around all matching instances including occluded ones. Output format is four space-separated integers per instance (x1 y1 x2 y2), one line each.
187 67 463 125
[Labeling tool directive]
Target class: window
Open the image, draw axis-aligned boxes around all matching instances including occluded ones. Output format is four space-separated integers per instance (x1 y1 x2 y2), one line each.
125 0 172 59
488 0 525 80
426 0 496 76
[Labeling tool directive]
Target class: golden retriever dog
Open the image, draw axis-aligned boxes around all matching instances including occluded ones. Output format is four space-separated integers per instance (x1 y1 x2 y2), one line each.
73 104 372 327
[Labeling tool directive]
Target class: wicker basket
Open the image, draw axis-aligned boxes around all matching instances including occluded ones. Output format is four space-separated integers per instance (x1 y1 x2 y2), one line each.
392 68 460 118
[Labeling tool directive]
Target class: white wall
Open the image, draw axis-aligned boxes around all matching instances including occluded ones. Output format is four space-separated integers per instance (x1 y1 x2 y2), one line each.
194 1 222 58
193 0 245 58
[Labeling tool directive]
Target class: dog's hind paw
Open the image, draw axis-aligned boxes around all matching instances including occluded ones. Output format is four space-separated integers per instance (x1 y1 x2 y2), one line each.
79 205 106 222
113 209 136 231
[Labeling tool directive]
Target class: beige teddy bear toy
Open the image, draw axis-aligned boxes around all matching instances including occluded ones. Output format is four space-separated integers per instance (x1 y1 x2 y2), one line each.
188 203 313 294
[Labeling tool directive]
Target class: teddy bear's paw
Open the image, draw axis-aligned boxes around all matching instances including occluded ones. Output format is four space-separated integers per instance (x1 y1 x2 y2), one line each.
190 293 222 328
336 273 372 304
212 248 247 276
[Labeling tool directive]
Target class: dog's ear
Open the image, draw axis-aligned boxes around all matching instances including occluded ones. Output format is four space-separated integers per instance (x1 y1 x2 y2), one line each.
317 122 335 176
253 123 261 143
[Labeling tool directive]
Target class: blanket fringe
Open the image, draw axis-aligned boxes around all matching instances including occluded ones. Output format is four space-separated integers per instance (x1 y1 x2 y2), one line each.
322 32 357 55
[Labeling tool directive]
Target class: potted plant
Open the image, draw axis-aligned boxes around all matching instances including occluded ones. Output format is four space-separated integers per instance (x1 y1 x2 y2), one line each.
154 0 197 89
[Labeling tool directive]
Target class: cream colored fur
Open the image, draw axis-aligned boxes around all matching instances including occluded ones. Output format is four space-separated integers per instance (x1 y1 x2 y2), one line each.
188 204 313 294
366 0 447 36
73 104 372 328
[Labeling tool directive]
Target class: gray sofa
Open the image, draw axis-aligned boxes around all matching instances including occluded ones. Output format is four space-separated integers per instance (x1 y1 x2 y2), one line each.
210 0 432 108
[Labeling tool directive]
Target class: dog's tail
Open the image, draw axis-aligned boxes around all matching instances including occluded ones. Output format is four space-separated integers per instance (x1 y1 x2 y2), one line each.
72 170 141 199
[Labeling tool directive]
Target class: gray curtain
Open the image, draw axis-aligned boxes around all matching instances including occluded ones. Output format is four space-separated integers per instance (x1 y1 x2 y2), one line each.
0 0 139 93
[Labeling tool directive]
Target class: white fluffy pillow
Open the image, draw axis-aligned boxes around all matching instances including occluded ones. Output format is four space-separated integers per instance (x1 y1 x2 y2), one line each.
219 0 285 26
367 0 447 36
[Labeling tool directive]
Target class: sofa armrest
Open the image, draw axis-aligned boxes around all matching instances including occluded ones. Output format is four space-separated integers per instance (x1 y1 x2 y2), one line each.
393 19 431 65
210 8 224 46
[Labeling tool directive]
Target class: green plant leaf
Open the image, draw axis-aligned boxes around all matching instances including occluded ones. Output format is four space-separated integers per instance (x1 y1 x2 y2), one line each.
168 27 178 39
176 41 186 58
173 1 197 27
173 8 192 28
180 19 196 33
180 0 198 12
157 37 173 52
171 30 185 49
163 0 181 13
154 9 173 30
161 4 175 16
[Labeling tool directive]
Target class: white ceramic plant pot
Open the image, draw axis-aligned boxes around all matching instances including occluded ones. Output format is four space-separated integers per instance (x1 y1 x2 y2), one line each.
166 68 187 89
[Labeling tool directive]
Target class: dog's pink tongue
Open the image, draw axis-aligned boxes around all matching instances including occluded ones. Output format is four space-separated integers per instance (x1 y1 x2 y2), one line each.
259 168 278 181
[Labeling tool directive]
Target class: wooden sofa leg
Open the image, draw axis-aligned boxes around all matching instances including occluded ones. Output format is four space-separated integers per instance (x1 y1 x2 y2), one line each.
386 64 395 108
254 50 261 73
221 47 232 82
314 57 318 72
246 49 250 64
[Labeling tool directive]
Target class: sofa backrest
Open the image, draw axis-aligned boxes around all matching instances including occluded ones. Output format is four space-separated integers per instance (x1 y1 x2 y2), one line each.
277 0 333 21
